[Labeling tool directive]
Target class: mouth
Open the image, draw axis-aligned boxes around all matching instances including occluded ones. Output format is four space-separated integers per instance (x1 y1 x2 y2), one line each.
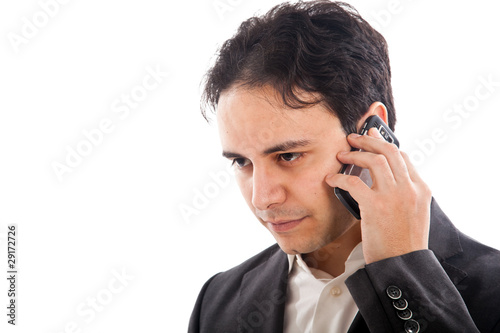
266 216 307 233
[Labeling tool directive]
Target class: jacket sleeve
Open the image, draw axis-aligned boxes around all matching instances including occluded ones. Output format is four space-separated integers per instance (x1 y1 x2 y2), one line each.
346 250 481 333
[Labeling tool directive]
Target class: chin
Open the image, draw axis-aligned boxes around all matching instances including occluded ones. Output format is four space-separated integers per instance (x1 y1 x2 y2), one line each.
274 234 327 255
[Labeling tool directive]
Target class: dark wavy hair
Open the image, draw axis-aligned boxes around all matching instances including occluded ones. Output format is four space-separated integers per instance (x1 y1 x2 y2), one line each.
201 0 396 134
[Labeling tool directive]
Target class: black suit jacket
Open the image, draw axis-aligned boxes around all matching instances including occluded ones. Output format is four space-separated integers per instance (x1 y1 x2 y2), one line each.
189 199 500 332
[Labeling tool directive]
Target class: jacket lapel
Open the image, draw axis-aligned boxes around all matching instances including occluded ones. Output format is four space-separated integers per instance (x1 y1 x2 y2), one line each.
347 312 370 333
238 246 289 332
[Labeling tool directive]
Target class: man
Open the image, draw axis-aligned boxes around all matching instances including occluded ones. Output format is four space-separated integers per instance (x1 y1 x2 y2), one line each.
189 1 500 332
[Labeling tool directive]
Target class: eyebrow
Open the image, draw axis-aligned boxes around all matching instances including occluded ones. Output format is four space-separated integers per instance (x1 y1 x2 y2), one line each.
222 139 312 159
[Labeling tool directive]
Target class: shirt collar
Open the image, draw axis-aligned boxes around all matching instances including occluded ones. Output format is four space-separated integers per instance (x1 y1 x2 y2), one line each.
287 253 295 274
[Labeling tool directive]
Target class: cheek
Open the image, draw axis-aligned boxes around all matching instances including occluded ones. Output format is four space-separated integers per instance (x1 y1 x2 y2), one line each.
307 151 344 185
294 155 343 205
293 168 331 202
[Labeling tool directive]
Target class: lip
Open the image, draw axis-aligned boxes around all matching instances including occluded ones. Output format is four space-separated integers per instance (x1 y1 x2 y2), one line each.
266 217 306 233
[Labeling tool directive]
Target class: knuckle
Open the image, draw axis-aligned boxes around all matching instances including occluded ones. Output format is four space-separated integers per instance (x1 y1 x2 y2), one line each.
400 151 413 165
373 154 388 166
404 183 432 208
400 184 419 202
347 175 363 187
421 183 432 198
387 143 400 154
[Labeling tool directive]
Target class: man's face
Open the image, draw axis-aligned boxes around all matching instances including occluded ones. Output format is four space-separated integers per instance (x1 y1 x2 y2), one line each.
217 85 357 255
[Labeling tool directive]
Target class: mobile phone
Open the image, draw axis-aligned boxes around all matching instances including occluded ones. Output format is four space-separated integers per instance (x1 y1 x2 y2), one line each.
334 115 399 219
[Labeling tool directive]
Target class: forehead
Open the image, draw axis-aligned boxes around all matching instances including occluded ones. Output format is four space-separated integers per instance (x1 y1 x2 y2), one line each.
216 86 340 148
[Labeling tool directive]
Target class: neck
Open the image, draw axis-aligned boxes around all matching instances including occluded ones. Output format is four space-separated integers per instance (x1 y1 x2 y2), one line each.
303 221 362 277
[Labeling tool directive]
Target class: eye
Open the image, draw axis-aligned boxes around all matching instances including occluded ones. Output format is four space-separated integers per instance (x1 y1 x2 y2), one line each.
231 158 251 168
279 152 302 163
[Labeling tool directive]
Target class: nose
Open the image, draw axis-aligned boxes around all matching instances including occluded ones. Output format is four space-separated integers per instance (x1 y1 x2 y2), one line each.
251 164 286 211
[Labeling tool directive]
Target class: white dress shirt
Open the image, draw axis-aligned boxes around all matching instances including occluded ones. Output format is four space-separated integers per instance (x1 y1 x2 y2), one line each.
284 242 365 333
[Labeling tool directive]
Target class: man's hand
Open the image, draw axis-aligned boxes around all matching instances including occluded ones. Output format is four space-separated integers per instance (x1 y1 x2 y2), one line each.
326 128 432 264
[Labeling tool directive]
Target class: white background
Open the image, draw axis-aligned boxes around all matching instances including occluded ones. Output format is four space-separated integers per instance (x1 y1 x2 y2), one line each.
1 0 499 332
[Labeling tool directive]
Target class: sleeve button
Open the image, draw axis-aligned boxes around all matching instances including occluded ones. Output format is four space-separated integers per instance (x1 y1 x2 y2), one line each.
393 298 408 310
397 308 413 320
404 319 420 333
386 285 402 300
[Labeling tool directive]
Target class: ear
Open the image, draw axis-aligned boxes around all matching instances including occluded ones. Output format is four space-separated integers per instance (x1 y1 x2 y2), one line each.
355 102 388 132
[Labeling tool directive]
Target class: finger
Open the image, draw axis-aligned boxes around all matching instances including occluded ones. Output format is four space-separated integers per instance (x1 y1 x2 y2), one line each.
337 150 395 187
325 173 372 202
347 132 391 152
347 133 410 183
367 127 385 140
400 151 425 184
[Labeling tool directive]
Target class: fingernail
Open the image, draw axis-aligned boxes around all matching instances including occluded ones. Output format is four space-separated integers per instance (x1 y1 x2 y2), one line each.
349 133 362 138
